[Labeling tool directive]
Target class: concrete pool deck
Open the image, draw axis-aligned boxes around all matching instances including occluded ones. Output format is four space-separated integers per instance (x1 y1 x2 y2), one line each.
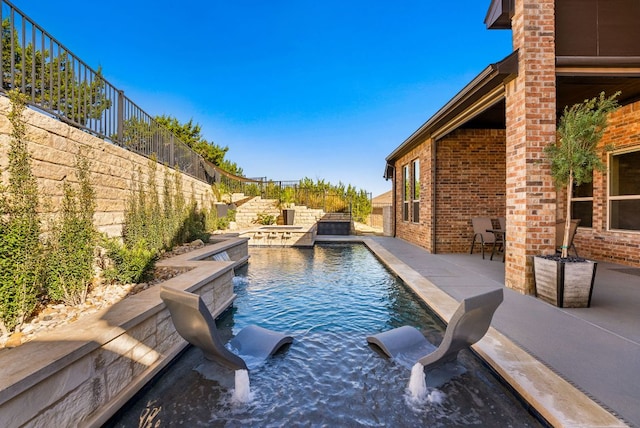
317 235 638 427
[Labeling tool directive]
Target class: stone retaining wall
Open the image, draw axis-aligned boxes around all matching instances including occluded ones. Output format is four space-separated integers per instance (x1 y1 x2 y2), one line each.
0 237 249 427
235 196 324 228
0 96 215 237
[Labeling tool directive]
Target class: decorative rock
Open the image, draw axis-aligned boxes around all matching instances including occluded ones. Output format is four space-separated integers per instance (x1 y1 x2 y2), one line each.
6 332 23 348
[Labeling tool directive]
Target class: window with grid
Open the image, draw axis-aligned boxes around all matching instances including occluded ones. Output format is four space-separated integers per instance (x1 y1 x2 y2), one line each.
412 159 420 223
609 150 640 231
572 181 593 227
402 165 410 221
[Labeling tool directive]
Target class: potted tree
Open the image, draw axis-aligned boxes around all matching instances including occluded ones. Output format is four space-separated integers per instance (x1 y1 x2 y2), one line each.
534 92 619 308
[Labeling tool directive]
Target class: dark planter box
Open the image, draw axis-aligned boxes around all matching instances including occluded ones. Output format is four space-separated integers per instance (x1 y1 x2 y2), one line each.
533 256 597 308
215 203 228 218
282 209 295 225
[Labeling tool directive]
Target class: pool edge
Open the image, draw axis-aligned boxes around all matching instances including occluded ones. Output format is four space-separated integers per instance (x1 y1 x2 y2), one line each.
323 236 627 428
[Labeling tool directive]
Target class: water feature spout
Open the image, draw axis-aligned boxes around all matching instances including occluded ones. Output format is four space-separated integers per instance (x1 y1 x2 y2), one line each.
233 369 252 403
212 251 231 261
408 362 427 400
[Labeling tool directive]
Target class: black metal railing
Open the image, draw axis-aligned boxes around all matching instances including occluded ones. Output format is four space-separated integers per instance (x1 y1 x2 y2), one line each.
0 0 374 218
217 177 359 213
0 0 215 182
216 174 373 218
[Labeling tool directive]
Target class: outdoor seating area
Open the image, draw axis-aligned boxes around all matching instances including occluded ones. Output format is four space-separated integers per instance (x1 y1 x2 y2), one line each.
470 217 583 263
469 217 506 261
160 286 293 371
367 288 504 372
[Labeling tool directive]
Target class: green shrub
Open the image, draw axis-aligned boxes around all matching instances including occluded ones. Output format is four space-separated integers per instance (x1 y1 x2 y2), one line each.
176 202 206 243
255 211 276 225
0 90 44 334
46 155 97 305
217 209 235 230
102 238 158 284
144 158 164 252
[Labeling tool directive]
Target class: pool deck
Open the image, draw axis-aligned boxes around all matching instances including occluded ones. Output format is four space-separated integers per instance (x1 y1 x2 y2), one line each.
317 235 639 427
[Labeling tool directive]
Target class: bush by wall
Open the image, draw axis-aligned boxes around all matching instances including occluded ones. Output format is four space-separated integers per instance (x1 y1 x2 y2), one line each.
0 92 225 336
104 159 213 284
0 90 44 334
45 154 97 305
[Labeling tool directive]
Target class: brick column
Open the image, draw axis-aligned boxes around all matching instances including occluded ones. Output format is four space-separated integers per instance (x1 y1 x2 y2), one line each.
504 0 557 294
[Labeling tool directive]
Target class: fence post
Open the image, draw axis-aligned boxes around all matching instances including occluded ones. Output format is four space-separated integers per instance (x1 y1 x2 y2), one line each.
117 90 124 145
170 133 175 169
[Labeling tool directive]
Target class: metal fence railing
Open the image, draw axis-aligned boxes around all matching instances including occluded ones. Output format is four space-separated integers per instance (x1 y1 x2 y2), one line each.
0 0 216 183
0 0 374 219
218 178 347 212
216 174 373 219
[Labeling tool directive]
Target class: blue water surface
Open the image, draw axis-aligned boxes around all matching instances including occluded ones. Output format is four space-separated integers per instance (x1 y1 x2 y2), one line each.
108 244 542 427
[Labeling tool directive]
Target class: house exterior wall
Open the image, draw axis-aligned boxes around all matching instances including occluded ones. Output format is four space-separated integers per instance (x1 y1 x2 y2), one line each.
571 101 640 265
503 0 557 294
388 0 640 296
435 129 506 253
391 129 506 253
393 142 434 251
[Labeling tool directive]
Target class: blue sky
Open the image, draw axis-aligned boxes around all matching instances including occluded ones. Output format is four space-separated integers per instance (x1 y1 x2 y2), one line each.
20 1 512 197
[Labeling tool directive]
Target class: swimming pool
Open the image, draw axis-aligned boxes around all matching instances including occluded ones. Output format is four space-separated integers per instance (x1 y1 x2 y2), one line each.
108 244 542 426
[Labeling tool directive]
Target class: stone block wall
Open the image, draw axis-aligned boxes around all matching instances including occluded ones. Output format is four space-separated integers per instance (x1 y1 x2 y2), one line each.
234 197 282 227
0 96 215 237
0 238 248 427
235 196 324 228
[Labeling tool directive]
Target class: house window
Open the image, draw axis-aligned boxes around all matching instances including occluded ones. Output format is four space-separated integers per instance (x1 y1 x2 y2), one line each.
412 159 420 223
402 165 410 222
609 150 640 231
572 181 593 228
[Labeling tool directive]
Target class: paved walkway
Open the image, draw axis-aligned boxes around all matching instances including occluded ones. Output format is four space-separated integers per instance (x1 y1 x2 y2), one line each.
318 235 640 427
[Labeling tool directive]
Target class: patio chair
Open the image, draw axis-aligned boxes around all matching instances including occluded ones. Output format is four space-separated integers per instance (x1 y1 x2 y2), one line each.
489 217 507 261
555 219 581 257
367 288 503 370
160 286 293 371
469 217 496 259
497 217 506 231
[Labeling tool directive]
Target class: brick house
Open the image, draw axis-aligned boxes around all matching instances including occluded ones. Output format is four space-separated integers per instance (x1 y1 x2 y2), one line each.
384 0 640 294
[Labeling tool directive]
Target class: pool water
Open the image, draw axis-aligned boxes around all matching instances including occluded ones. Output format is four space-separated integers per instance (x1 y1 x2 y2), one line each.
108 244 542 427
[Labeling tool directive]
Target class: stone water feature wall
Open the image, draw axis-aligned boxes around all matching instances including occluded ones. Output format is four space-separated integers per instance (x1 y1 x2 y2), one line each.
0 238 248 427
0 96 215 238
235 196 324 228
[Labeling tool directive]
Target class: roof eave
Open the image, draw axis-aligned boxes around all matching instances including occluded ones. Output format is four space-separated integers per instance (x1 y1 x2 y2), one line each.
386 50 518 163
484 0 514 30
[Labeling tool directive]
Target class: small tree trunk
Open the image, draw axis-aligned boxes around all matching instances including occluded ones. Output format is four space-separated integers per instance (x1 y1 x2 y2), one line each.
562 170 573 259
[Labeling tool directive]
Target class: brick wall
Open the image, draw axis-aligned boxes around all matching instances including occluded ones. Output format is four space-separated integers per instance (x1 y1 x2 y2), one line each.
394 141 433 251
392 129 506 253
0 96 215 238
435 129 506 253
504 0 557 294
572 101 640 266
